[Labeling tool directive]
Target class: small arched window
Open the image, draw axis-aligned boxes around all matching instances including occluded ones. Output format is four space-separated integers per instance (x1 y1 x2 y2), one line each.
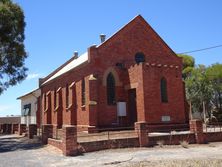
161 77 168 103
66 84 69 108
81 78 86 106
107 73 116 105
44 93 46 110
54 88 57 109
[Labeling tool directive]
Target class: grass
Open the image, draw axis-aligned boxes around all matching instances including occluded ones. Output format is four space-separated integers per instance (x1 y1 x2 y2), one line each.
180 140 189 149
156 140 164 147
123 159 222 167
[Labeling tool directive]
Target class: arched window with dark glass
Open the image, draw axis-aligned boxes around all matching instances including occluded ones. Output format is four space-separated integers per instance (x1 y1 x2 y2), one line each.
161 77 168 103
81 78 86 106
54 88 57 109
66 84 69 108
107 73 116 105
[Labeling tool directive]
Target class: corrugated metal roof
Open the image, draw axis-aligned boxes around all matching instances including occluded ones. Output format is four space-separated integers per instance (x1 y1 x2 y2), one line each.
42 52 88 85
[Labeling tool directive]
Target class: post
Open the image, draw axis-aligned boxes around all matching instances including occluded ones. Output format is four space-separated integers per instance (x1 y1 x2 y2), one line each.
62 125 77 156
28 124 37 139
203 101 206 123
42 124 53 144
190 119 205 144
135 121 149 147
189 101 193 120
18 124 27 135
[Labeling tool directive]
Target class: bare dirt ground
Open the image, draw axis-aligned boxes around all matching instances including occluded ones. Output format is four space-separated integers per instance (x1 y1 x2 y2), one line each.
1 134 222 167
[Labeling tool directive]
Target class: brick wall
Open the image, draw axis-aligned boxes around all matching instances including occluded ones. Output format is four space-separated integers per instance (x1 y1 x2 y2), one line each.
48 138 62 150
149 134 196 146
79 138 139 153
204 132 222 142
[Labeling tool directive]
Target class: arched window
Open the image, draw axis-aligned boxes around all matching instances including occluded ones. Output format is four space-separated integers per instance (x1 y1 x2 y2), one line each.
107 73 116 105
81 78 86 106
44 93 46 110
66 84 69 108
161 77 168 103
54 88 57 109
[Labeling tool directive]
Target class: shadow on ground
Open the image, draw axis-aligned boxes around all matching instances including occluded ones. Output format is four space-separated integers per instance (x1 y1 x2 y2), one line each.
0 134 42 153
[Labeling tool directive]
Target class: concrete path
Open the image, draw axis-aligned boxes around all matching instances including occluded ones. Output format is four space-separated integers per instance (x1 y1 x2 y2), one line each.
1 134 222 167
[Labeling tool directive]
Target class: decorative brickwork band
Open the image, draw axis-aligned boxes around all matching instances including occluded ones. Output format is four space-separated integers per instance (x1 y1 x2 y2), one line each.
62 125 78 156
135 121 149 147
189 119 205 144
42 124 53 144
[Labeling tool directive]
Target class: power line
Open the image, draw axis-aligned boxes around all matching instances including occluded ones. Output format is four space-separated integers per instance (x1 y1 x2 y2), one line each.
178 44 222 54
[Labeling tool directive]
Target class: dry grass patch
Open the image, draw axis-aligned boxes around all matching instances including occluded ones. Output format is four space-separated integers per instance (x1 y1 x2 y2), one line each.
156 140 164 147
123 159 222 167
180 140 189 148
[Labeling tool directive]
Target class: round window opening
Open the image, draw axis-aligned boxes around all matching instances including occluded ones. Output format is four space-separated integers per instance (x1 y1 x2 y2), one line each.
135 52 145 64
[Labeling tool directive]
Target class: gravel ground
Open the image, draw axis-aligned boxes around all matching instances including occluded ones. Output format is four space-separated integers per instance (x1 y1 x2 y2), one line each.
1 134 222 167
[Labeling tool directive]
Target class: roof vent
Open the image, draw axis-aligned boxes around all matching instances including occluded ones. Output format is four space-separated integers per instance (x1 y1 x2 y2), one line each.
73 51 78 59
100 34 106 43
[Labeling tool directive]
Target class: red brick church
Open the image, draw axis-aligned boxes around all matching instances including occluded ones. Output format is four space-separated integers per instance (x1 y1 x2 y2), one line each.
39 15 189 132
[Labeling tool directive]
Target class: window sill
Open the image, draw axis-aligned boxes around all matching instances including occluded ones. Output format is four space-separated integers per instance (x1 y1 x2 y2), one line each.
66 104 73 110
89 101 97 106
54 106 59 112
81 105 86 111
44 108 48 113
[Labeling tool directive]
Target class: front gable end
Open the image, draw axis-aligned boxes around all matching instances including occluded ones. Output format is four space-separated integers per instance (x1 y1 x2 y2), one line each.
97 15 181 67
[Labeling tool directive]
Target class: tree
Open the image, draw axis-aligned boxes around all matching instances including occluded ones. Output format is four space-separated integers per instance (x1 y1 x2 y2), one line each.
185 65 213 121
206 63 222 120
0 0 27 94
177 54 195 80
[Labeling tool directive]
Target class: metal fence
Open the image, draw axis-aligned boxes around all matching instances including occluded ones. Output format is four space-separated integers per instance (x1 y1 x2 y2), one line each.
204 122 222 132
77 127 138 143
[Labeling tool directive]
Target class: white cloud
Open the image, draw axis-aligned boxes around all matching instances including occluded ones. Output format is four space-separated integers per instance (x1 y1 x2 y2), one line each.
26 73 41 80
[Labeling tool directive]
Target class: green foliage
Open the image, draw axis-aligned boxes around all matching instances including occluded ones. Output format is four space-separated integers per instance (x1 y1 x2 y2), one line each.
206 64 222 115
177 54 195 79
185 65 213 114
0 0 27 94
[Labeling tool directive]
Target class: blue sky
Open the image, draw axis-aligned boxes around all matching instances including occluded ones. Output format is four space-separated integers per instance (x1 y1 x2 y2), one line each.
0 0 222 116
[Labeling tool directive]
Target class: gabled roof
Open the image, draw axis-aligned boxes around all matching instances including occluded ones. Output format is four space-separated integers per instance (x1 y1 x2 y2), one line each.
17 88 40 100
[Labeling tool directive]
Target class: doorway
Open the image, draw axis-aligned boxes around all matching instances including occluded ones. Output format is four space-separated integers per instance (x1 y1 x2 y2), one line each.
128 89 137 125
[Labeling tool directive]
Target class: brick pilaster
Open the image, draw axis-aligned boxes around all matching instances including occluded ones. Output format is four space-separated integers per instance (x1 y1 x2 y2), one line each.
28 124 37 139
62 125 77 156
18 124 27 135
42 124 53 144
190 119 205 144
